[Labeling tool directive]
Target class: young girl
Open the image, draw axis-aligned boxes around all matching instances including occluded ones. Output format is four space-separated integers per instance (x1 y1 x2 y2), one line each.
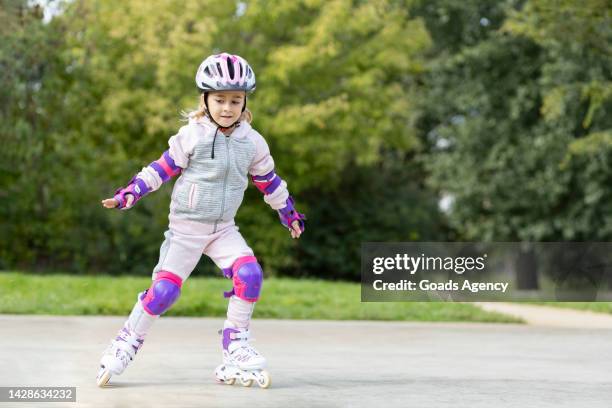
96 53 305 389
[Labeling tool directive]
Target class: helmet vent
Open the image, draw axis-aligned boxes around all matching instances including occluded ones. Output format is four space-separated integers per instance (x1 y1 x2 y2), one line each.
216 63 223 77
227 59 235 79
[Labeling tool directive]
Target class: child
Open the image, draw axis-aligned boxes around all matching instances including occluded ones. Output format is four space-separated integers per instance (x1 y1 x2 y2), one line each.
96 53 305 389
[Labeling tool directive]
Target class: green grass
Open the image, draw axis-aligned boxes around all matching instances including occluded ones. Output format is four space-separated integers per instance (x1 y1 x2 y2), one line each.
0 271 521 323
531 302 612 314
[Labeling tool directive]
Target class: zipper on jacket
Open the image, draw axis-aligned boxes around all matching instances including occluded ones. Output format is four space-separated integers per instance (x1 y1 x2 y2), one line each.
214 137 231 233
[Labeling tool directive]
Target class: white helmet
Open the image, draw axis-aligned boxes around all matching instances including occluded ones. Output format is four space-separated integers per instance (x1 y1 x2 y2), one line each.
195 53 256 93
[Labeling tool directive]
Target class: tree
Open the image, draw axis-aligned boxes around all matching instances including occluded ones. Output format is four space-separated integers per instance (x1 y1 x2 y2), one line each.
229 0 443 278
418 0 611 289
2 0 446 278
420 0 612 241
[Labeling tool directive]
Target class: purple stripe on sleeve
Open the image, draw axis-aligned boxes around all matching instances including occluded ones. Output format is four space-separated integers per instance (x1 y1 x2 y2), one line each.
264 176 281 194
151 161 170 182
252 170 276 182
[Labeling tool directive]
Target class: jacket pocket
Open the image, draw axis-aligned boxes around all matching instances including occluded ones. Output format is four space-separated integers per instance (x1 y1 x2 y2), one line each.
188 183 197 209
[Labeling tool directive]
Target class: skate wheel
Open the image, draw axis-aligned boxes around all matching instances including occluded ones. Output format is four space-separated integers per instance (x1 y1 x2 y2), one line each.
257 370 271 389
240 378 253 387
96 368 111 387
215 376 236 386
215 364 236 386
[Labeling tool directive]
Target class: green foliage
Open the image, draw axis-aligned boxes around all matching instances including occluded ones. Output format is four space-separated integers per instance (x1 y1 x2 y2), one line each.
295 156 447 280
5 0 609 279
244 0 431 191
232 0 443 278
420 0 612 240
1 0 440 277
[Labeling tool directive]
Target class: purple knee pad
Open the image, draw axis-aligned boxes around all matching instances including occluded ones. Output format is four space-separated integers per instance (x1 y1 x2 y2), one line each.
141 271 183 315
222 256 263 302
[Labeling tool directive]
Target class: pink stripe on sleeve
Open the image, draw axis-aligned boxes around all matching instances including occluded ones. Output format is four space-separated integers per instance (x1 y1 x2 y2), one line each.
156 157 176 177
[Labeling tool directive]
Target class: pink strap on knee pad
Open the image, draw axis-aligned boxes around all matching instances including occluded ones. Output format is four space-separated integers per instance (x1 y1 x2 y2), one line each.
232 256 257 273
156 271 183 288
221 256 257 279
141 270 183 316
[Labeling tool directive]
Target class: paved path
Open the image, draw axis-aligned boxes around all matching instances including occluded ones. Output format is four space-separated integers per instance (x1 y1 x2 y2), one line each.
0 315 611 408
476 302 612 328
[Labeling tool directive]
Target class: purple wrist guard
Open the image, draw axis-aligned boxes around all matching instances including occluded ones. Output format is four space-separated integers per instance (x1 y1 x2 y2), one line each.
114 177 150 210
112 150 180 210
277 196 306 232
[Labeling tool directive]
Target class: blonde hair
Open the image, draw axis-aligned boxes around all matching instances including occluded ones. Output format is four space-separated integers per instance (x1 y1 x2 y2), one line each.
184 93 253 124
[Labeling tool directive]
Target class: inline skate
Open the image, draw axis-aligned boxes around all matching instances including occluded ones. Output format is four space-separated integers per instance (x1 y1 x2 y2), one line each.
96 325 144 387
214 321 270 388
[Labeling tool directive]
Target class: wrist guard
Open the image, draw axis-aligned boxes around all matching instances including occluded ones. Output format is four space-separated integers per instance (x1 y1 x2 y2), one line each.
277 196 306 232
114 177 150 210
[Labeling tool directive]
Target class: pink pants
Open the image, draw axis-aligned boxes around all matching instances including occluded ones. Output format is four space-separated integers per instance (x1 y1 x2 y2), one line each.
126 217 258 335
152 216 254 282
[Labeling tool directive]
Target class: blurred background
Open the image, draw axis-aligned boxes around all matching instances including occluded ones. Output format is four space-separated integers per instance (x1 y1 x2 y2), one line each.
1 0 610 282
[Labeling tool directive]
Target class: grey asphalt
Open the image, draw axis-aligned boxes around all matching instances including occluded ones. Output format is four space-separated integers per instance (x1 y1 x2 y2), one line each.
477 302 612 328
0 315 610 408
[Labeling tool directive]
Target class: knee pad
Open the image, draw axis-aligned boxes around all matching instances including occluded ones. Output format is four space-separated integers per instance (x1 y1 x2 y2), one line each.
140 271 183 315
222 256 263 302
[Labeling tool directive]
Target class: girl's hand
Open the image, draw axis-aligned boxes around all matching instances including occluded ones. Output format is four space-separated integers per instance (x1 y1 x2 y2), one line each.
101 194 134 209
290 220 302 239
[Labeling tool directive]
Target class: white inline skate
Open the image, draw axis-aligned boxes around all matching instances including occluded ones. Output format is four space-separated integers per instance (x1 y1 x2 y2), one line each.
96 325 144 387
214 321 271 388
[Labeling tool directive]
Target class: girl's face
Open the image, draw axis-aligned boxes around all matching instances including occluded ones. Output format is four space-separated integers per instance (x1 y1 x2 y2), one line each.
207 91 246 128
